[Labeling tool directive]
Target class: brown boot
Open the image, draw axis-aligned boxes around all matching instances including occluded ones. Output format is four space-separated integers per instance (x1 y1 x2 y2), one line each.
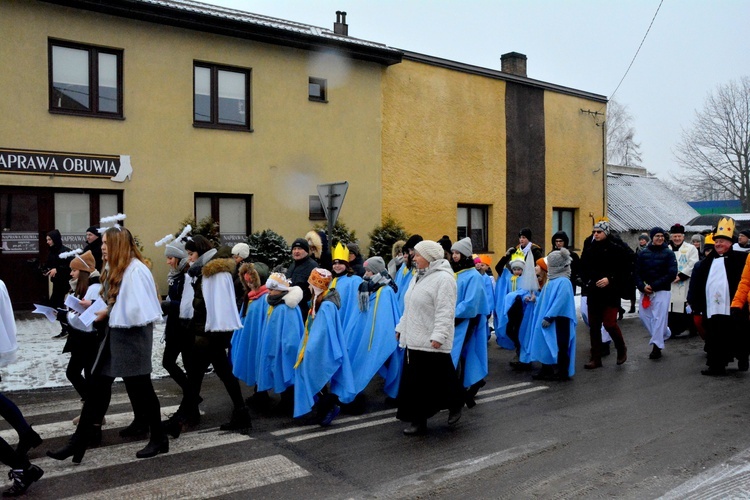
616 346 628 365
584 359 602 370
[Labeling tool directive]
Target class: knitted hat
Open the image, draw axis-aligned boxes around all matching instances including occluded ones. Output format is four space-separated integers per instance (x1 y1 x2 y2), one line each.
437 235 453 254
231 243 250 260
266 272 290 291
650 226 666 239
346 242 360 257
740 229 750 238
691 234 703 243
669 224 685 234
70 250 96 272
165 238 187 259
519 227 532 239
308 267 332 292
451 237 473 258
547 248 571 279
414 240 444 263
638 233 650 243
85 226 100 237
364 256 386 275
403 234 423 251
593 220 610 235
536 257 548 272
291 238 309 253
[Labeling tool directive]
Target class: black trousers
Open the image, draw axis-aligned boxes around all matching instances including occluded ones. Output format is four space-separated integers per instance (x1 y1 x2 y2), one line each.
162 319 193 393
705 314 749 369
0 394 31 469
77 374 163 441
182 332 245 412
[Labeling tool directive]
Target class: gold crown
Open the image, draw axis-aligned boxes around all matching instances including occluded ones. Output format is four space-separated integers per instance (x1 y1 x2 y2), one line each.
509 249 525 268
715 217 735 240
331 242 349 262
308 268 332 290
704 233 714 245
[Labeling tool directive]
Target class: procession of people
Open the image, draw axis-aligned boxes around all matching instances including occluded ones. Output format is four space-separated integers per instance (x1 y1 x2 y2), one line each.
1 212 749 496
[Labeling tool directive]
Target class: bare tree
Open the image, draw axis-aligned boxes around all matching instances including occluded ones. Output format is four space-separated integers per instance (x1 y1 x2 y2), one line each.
675 76 750 210
607 98 643 167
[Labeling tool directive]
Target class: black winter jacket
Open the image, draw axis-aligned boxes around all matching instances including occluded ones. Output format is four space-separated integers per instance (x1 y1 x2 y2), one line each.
635 243 678 292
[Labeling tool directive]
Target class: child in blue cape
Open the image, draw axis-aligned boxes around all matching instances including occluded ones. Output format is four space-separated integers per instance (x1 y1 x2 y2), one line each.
256 273 305 414
329 243 363 334
528 248 577 380
293 268 355 426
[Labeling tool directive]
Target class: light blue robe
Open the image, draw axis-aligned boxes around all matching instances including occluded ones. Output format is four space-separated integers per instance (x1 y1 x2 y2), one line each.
231 290 269 387
257 297 304 394
394 263 416 314
527 278 577 377
452 268 489 388
293 299 356 418
331 274 363 333
493 268 519 349
346 285 403 398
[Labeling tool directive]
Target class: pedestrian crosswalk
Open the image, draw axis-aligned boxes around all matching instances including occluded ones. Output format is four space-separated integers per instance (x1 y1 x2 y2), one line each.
0 381 548 497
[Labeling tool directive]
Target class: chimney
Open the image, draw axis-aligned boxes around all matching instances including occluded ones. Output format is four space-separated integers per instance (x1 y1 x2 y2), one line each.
334 11 348 36
501 52 527 77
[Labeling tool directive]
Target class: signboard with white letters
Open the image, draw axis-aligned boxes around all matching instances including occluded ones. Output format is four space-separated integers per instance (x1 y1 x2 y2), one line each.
0 148 133 182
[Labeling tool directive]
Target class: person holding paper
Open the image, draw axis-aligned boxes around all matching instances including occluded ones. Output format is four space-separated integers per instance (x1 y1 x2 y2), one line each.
44 229 72 339
47 225 166 464
61 251 102 403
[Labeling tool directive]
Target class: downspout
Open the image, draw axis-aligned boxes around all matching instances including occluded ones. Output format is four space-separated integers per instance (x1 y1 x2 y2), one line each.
602 119 608 216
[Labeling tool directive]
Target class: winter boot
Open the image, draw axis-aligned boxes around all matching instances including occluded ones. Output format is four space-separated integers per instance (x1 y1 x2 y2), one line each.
2 465 44 497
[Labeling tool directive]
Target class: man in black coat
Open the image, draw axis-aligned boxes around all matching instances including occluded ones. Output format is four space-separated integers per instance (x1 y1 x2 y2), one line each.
689 219 749 375
287 238 317 319
578 220 629 368
634 227 678 360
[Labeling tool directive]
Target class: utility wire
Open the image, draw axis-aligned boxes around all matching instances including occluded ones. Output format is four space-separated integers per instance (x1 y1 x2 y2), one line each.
606 0 664 105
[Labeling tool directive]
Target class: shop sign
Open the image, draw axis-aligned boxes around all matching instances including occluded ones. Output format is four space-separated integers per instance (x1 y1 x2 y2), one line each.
0 148 133 182
1 232 39 254
220 233 247 246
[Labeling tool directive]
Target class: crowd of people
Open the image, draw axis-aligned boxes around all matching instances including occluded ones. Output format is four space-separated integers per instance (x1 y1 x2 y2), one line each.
2 214 750 496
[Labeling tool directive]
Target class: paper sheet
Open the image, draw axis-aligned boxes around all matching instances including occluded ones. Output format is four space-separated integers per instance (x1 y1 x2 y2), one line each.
79 299 107 327
32 304 58 322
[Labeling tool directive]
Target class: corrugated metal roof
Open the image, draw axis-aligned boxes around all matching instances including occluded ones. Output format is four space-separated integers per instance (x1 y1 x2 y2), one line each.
607 174 700 233
141 0 398 52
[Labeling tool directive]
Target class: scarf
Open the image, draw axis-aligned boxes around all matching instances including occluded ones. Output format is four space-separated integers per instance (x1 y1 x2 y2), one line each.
357 271 396 312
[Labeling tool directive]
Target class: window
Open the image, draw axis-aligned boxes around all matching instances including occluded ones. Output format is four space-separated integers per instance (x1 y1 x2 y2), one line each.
49 39 123 118
195 194 252 245
552 208 576 248
55 191 123 248
457 204 488 252
194 63 251 131
308 77 327 102
309 195 326 220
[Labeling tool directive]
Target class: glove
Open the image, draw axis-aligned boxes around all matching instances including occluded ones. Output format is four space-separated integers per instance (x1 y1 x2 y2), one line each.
507 247 516 256
541 317 552 328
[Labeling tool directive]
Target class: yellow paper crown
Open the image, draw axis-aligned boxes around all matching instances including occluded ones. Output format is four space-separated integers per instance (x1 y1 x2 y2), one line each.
331 242 349 262
704 233 714 245
509 248 525 268
715 217 735 240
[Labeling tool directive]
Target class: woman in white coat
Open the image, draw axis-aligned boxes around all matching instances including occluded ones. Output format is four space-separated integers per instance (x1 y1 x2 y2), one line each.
395 240 464 435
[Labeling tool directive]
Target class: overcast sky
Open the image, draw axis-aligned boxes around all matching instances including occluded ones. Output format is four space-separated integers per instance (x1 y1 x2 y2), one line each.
200 0 748 180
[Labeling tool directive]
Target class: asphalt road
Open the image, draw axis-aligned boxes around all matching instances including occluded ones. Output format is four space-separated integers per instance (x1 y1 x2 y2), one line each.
3 315 750 499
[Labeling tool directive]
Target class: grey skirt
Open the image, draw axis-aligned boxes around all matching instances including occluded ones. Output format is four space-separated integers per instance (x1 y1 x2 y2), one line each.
93 323 154 378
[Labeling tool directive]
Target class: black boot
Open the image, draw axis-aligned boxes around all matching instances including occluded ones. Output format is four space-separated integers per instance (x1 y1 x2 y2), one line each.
46 432 86 464
220 407 252 434
2 465 44 497
88 425 102 448
119 420 148 438
15 427 42 457
135 436 169 459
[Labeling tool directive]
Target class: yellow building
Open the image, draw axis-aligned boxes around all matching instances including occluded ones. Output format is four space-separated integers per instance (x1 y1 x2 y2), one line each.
0 0 606 308
0 0 399 307
382 52 607 257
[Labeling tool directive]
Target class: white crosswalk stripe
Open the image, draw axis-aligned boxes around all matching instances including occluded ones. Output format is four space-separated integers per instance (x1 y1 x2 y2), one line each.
61 454 310 499
37 429 252 479
0 405 181 445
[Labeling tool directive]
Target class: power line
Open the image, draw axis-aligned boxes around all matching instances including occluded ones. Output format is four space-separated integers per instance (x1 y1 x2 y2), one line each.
607 0 664 104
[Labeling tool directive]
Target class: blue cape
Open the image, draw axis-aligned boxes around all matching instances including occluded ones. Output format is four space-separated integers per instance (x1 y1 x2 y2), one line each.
527 278 577 376
451 268 489 388
494 268 522 349
345 286 403 398
231 292 269 386
293 300 356 417
331 274 363 333
257 297 305 394
394 263 415 315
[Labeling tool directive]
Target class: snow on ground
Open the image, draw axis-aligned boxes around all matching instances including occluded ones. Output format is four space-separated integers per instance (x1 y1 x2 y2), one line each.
1 313 169 393
1 295 636 393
